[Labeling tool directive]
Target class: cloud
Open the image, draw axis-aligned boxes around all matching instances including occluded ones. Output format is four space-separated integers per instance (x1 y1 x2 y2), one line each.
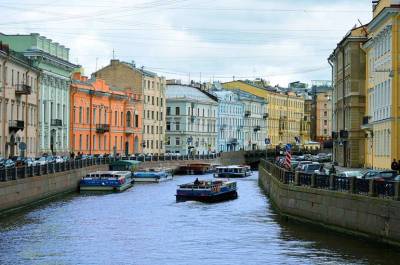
0 0 372 86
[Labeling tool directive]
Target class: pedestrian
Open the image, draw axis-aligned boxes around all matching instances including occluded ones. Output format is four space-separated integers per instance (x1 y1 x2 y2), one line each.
391 159 399 172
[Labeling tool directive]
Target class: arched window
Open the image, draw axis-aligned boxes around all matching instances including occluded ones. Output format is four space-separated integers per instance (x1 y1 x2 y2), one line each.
127 111 132 127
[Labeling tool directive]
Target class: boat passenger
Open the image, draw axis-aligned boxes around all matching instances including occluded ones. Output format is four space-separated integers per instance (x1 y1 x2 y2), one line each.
194 178 200 185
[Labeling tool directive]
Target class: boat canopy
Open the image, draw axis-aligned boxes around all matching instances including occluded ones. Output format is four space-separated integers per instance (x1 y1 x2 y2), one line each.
109 160 141 171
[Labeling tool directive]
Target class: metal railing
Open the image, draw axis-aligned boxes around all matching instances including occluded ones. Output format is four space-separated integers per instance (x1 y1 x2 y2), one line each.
0 153 220 182
262 160 400 200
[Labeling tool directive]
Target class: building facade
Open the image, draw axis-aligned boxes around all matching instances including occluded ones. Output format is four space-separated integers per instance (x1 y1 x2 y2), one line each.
213 89 244 152
302 97 312 143
0 43 40 158
0 33 77 156
235 90 267 151
142 70 166 155
315 90 333 142
70 73 142 156
329 26 368 168
166 84 218 155
222 80 304 146
95 60 148 154
362 0 400 169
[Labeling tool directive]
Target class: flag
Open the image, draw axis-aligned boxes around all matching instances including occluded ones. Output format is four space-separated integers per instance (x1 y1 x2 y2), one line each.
284 144 292 169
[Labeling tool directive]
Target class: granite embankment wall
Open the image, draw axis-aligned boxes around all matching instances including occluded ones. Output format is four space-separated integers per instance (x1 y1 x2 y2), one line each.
259 160 400 247
0 164 108 216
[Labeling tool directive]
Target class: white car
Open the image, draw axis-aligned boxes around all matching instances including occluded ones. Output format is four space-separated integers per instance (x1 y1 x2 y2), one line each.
55 156 64 163
338 171 363 179
33 157 48 166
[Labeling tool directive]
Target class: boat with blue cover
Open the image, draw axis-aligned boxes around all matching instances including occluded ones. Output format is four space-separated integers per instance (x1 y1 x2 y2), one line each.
214 165 251 178
133 169 173 183
176 179 237 203
79 171 133 192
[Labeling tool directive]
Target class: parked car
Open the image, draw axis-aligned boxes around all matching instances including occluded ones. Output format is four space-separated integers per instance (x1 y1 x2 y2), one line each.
25 158 34 167
337 171 363 179
301 163 323 174
33 157 48 166
55 156 64 163
4 159 15 168
362 170 398 181
296 161 313 171
46 156 56 164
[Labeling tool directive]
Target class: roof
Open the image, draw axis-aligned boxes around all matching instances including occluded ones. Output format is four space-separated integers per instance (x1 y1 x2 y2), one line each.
166 84 218 103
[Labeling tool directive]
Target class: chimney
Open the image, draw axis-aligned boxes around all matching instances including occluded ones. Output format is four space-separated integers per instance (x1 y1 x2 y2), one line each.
110 59 119 66
372 0 379 10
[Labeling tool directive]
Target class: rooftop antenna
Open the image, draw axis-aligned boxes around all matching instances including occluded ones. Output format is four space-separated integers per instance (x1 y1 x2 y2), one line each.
358 19 368 36
112 49 115 59
95 57 98 71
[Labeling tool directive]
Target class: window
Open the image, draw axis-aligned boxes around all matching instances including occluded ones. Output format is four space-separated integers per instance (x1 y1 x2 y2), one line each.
86 135 89 150
79 107 82 123
79 135 82 150
86 107 90 124
175 107 180 115
135 114 139 127
161 98 163 107
166 121 171 131
167 107 171 115
93 135 96 150
324 111 327 117
115 111 118 126
93 108 96 124
121 112 123 126
324 120 327 126
176 137 180 146
175 121 180 131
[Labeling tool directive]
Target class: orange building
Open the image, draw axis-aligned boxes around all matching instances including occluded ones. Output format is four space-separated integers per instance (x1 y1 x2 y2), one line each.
70 73 143 155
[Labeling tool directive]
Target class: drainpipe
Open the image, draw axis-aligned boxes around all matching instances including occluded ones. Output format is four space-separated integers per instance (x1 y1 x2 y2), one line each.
1 55 8 157
328 57 335 164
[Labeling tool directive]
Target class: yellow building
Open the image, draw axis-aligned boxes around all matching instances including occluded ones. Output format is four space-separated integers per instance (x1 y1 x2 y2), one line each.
222 81 305 146
362 0 400 169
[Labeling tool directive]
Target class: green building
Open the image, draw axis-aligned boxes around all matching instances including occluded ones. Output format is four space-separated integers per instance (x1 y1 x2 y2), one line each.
0 33 77 155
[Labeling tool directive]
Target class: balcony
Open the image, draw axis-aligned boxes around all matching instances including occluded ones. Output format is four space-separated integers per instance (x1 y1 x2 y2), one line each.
96 124 110 133
51 119 62 127
229 138 238 144
15 84 32 95
332 131 338 139
245 110 251 117
263 113 269 120
9 120 24 132
254 125 261 132
125 127 134 134
339 130 348 139
361 116 373 130
220 124 227 130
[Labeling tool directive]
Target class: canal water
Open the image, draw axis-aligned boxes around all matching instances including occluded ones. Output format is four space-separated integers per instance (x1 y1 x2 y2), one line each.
0 172 399 265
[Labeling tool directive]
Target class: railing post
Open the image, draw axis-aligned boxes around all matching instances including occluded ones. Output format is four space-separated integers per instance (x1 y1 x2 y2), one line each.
329 175 335 190
294 171 300 186
369 179 376 197
394 181 400 201
282 170 288 184
311 173 316 188
349 177 356 194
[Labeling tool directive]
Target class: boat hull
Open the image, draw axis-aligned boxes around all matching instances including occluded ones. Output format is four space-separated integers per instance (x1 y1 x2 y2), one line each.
133 175 173 183
80 182 133 192
215 172 249 178
176 190 238 203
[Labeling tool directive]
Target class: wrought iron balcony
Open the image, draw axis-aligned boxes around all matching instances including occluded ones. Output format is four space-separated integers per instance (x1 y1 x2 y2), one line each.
339 130 348 139
51 119 62 127
362 116 371 125
9 120 24 132
254 125 261 132
125 127 134 134
229 138 238 144
220 124 227 130
245 110 251 117
96 124 110 133
263 113 269 119
15 84 32 95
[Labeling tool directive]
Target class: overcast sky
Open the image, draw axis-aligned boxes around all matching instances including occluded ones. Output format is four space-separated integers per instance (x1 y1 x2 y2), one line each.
0 0 372 86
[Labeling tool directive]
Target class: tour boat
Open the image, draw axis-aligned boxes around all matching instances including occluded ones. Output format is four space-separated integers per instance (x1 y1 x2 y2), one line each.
79 171 133 192
176 179 238 203
178 163 212 175
133 169 173 183
214 165 252 178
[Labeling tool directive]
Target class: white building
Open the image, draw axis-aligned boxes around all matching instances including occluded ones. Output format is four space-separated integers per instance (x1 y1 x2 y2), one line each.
166 84 218 155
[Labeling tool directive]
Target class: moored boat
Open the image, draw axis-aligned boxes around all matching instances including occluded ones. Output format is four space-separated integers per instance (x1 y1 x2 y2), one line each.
133 169 173 183
178 163 212 175
80 171 133 192
214 165 251 178
176 179 237 203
